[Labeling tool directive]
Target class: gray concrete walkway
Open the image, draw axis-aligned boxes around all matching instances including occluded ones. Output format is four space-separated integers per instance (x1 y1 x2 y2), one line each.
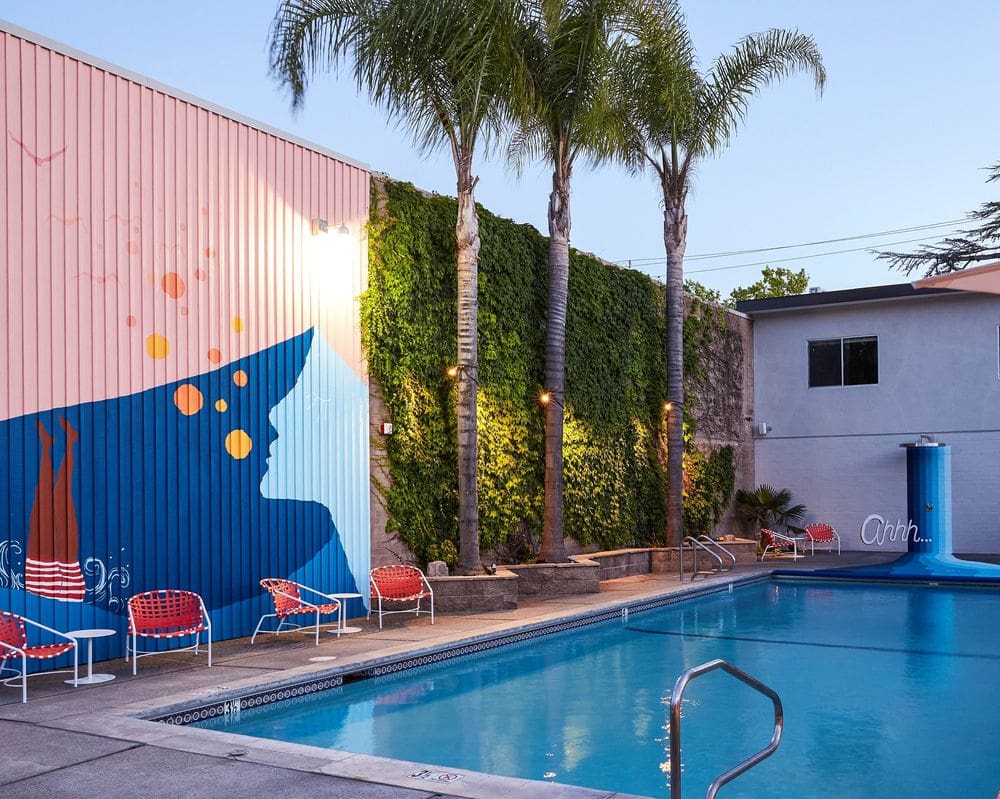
0 553 896 798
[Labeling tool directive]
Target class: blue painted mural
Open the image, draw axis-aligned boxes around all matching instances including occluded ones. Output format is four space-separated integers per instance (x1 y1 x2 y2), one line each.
0 328 367 665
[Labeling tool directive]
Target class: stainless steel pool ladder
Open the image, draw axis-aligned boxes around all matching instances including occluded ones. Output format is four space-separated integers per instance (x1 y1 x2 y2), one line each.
680 537 730 580
698 536 736 572
669 659 783 799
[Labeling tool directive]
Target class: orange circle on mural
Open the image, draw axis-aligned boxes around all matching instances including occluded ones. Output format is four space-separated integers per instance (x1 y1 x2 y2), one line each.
205 247 216 259
146 334 170 359
233 370 248 387
173 384 204 416
231 316 244 333
161 272 186 299
194 268 208 281
225 430 252 459
207 348 222 364
125 315 137 327
215 399 228 412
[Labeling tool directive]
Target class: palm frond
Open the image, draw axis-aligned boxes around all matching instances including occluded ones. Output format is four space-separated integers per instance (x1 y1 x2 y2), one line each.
696 28 825 155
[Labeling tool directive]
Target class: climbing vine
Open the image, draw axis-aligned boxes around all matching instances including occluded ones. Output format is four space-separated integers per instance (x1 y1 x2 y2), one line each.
362 179 738 564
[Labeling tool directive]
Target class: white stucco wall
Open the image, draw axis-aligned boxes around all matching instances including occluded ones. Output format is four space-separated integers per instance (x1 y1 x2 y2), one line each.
752 291 1000 553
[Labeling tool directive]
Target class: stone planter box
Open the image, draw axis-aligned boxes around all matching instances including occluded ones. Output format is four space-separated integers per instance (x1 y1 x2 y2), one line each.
426 570 519 612
570 548 652 581
503 561 600 597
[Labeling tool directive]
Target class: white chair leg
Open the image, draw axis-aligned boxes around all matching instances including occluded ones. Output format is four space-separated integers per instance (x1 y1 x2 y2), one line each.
251 614 270 644
73 645 79 688
315 611 320 646
132 633 137 676
20 653 27 704
207 631 212 668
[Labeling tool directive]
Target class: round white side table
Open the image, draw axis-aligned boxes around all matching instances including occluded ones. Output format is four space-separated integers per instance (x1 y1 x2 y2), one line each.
64 628 117 685
326 592 364 634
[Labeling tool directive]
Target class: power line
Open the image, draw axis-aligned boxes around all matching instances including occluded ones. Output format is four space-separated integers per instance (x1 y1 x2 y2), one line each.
616 218 968 266
684 232 958 275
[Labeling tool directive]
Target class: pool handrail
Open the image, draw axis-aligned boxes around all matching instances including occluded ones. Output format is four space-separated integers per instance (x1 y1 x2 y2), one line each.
669 658 783 799
682 536 724 580
697 536 737 571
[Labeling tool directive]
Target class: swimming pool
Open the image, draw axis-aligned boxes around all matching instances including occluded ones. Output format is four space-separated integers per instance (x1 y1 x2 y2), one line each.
195 579 1000 798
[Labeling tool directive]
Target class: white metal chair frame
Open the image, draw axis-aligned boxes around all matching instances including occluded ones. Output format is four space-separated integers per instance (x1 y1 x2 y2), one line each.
805 524 841 555
0 616 79 703
251 582 342 646
125 592 212 675
368 566 435 630
760 529 800 561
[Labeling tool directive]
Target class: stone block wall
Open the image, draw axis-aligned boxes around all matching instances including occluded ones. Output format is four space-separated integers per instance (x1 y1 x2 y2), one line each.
426 571 520 612
503 561 600 596
571 549 652 581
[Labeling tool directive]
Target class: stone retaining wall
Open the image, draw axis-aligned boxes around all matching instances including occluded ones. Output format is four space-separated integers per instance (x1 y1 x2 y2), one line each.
503 561 600 597
426 570 520 612
570 548 652 581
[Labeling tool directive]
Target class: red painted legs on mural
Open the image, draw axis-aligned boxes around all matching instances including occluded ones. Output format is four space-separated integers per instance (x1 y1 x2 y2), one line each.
25 418 86 602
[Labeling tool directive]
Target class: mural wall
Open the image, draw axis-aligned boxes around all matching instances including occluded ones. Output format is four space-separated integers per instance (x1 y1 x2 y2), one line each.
0 26 371 660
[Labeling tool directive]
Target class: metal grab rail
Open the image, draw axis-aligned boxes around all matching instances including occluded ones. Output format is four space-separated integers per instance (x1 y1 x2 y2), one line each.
669 659 783 799
682 536 723 580
697 536 736 571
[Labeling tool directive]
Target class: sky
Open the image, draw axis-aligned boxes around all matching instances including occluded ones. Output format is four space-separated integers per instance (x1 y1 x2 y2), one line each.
3 1 998 296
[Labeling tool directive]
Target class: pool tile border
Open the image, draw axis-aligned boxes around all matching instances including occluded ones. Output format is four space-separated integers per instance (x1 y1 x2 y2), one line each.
152 573 768 727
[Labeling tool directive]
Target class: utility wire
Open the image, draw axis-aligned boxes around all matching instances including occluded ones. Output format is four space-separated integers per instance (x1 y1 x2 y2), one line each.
684 232 959 275
616 218 967 266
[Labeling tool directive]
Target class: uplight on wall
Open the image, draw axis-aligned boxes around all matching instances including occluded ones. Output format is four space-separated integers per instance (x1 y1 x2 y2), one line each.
311 217 329 235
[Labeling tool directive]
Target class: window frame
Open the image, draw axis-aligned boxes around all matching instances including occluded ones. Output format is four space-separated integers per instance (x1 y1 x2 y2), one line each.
807 334 879 388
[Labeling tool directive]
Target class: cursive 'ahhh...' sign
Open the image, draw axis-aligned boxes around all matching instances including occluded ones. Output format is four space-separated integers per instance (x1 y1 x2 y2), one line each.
860 514 928 546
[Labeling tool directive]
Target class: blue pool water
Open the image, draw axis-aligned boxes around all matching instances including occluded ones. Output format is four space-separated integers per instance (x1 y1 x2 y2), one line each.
197 580 1000 798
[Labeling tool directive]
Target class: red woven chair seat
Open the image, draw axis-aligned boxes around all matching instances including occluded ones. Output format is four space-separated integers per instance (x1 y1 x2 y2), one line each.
370 566 429 601
129 590 206 638
21 642 75 659
277 602 340 618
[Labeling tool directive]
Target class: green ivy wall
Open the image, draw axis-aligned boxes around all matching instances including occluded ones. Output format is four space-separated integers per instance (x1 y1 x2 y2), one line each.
361 179 739 566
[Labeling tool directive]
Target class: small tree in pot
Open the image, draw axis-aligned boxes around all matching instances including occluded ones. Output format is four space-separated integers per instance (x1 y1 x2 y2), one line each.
735 484 807 549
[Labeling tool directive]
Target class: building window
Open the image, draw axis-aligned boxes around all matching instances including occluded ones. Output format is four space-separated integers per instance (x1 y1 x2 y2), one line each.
808 336 878 387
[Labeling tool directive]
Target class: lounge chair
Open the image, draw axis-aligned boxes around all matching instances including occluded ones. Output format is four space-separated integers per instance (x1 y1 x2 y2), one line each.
369 565 434 629
759 529 801 561
126 589 212 674
805 523 841 555
251 578 342 646
0 612 78 703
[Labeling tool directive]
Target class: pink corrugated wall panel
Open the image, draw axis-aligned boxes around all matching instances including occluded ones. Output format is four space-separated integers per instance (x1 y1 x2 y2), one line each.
0 26 372 651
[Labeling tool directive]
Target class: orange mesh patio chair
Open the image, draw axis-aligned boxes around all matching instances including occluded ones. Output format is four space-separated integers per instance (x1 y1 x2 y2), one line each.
805 523 841 555
759 529 801 561
369 565 434 629
0 611 78 703
251 578 342 646
126 589 211 675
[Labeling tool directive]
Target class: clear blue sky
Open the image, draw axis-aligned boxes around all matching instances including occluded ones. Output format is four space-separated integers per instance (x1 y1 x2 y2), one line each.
4 1 998 295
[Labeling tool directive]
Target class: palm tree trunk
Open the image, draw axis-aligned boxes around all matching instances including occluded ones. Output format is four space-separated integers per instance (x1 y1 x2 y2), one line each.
455 160 482 575
663 191 687 547
541 157 571 564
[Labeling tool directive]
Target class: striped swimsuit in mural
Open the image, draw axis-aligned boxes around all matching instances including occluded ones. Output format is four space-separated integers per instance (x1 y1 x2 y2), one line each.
26 417 86 602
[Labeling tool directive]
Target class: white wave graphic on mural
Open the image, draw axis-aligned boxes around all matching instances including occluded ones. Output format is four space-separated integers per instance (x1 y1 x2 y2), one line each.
84 557 131 610
0 541 25 590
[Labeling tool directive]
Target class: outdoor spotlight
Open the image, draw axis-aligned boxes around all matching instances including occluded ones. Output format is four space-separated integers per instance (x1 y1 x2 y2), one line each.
337 223 350 235
447 365 460 378
311 218 329 235
664 401 673 412
540 391 551 404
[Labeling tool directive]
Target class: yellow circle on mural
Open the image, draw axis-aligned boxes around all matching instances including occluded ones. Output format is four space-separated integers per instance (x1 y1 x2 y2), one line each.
233 370 248 387
173 384 204 416
146 333 170 359
215 399 228 412
231 316 244 333
225 430 252 459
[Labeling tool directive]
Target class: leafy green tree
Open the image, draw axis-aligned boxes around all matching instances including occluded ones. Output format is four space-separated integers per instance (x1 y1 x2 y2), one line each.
878 162 1000 275
270 0 518 574
728 266 809 304
615 1 825 545
509 0 630 562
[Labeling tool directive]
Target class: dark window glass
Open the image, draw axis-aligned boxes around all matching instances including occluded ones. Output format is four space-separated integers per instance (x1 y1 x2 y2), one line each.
843 336 878 385
808 339 842 387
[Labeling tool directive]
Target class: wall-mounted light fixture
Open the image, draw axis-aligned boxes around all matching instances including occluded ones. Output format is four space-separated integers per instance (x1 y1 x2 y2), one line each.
311 218 329 235
446 364 479 385
338 223 350 236
539 390 564 409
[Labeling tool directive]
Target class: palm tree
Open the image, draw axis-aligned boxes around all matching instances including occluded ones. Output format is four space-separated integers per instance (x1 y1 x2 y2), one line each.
616 2 825 545
270 0 518 574
510 0 628 563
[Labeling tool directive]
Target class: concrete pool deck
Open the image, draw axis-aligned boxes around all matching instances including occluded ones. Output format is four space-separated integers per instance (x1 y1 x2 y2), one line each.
0 552 921 798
